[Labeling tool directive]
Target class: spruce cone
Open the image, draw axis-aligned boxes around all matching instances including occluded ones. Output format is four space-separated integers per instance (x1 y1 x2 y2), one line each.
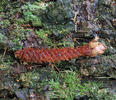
15 37 106 63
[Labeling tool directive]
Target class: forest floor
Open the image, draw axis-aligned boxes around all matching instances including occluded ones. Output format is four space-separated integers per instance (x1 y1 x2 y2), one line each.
0 0 116 100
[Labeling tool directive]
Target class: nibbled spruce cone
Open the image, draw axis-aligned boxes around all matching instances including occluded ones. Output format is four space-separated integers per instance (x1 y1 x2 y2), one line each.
15 37 106 63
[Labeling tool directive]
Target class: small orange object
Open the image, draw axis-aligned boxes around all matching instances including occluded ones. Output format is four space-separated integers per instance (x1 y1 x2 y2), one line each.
15 37 106 63
22 24 31 29
45 34 48 37
21 0 24 3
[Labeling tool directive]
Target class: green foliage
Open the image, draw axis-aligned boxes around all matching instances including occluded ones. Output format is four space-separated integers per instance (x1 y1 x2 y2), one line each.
9 25 29 50
22 2 49 12
15 18 25 25
85 82 116 100
20 71 40 87
21 2 49 26
0 1 116 100
0 33 8 44
15 69 116 100
48 71 116 100
0 1 74 50
0 19 10 29
56 41 74 47
23 11 42 26
36 29 53 45
48 23 73 35
0 0 8 12
42 1 72 23
0 54 13 71
49 71 87 100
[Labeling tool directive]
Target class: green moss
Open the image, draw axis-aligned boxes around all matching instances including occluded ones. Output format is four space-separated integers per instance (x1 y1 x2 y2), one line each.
32 17 42 26
49 71 87 100
20 71 40 87
22 2 49 12
85 82 116 100
49 24 72 35
42 2 68 23
9 25 32 50
0 0 8 12
48 71 116 100
0 54 13 71
23 11 42 26
0 19 10 29
36 29 52 45
21 2 49 26
55 41 74 47
15 18 25 25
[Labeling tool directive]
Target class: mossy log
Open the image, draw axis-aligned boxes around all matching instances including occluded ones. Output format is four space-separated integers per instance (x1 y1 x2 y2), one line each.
76 54 116 78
